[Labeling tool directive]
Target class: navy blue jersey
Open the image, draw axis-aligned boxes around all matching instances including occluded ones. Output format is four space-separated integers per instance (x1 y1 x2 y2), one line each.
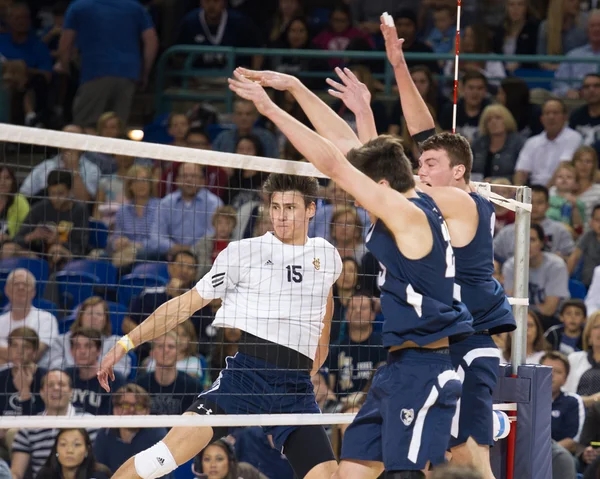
453 193 516 334
366 193 473 348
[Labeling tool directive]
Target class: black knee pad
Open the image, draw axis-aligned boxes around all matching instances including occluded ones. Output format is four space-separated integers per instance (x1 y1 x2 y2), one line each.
283 426 336 478
386 471 426 479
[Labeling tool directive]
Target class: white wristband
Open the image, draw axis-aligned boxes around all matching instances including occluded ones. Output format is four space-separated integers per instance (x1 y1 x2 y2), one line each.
117 335 135 352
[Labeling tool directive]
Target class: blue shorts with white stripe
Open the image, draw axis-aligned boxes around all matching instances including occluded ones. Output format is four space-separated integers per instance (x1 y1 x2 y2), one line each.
341 348 461 471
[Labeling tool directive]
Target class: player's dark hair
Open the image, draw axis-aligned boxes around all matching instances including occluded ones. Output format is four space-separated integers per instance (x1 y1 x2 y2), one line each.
559 299 587 318
262 173 319 207
540 351 570 377
419 132 473 182
530 184 549 202
347 135 415 193
47 170 73 190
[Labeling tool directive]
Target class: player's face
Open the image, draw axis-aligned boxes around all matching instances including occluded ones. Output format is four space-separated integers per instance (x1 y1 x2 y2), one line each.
8 338 35 365
543 359 568 392
418 149 455 187
56 430 87 469
42 371 72 410
270 191 315 243
561 306 585 333
80 303 107 333
202 444 229 479
71 336 100 367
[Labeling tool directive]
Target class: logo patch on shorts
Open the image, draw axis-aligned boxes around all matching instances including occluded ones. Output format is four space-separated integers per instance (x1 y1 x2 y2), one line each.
401 408 414 426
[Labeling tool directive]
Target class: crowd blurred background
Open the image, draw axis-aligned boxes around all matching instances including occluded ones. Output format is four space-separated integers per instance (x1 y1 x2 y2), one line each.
0 0 599 478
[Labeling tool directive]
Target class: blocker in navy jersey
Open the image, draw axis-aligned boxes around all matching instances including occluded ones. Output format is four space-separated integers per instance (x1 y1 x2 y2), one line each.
341 194 471 471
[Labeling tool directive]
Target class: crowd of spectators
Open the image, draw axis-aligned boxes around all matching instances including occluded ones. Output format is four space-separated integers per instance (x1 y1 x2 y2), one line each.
0 0 600 478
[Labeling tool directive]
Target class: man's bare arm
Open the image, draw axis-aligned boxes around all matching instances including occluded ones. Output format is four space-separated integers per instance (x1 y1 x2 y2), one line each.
311 288 334 375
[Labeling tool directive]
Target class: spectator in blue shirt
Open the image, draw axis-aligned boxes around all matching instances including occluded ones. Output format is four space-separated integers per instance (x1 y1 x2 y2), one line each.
58 0 158 130
425 5 456 54
0 2 52 126
542 351 586 454
545 299 586 355
212 99 279 158
93 384 172 478
148 162 223 256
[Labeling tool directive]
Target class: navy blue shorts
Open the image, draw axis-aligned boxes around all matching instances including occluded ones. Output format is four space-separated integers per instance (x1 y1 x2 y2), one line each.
449 333 501 448
341 348 461 471
187 352 320 450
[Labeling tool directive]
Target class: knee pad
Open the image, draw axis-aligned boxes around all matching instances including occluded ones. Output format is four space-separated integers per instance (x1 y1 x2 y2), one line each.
386 471 426 479
283 426 336 478
134 441 177 479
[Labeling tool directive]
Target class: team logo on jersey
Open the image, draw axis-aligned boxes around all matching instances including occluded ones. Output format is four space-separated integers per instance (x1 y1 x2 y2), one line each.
313 258 320 270
401 408 414 426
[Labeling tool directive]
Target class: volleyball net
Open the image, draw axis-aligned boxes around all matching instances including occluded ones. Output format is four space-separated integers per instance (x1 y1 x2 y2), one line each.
0 125 548 478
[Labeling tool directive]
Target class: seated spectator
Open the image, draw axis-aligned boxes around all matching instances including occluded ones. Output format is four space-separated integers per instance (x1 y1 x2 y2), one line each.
37 428 111 479
13 170 89 270
537 0 588 61
541 351 585 454
494 185 575 263
393 10 438 73
573 147 600 230
134 331 202 415
228 135 267 208
585 264 600 315
110 165 160 268
93 384 169 477
66 327 126 415
577 399 600 477
0 269 58 367
567 204 600 287
553 11 600 98
59 0 158 130
267 0 303 46
503 225 570 327
388 66 449 134
439 71 490 142
0 2 52 126
94 155 135 227
234 427 294 479
547 161 586 232
143 320 209 386
569 74 600 146
330 207 367 264
157 113 191 198
312 4 374 69
331 257 361 343
552 440 578 479
86 112 126 175
185 129 229 201
325 294 386 398
176 0 261 70
0 328 46 416
470 104 525 181
0 165 29 243
514 99 583 187
492 0 540 72
212 99 279 159
19 125 100 203
193 439 267 479
545 299 586 354
50 297 132 377
502 310 551 364
10 370 98 479
147 163 223 257
193 206 237 279
426 5 456 54
496 77 543 138
564 311 600 405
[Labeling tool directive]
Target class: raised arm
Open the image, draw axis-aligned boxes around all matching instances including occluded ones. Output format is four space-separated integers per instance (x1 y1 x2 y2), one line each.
236 67 362 155
228 70 426 241
381 16 435 136
326 67 378 143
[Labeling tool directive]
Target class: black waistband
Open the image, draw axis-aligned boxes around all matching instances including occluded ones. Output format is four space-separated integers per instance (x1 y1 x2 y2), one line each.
238 332 314 372
387 347 450 363
474 330 490 336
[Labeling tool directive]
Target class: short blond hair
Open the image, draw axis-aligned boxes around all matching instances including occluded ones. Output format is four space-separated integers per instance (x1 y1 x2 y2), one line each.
96 111 124 137
478 104 517 136
583 311 600 351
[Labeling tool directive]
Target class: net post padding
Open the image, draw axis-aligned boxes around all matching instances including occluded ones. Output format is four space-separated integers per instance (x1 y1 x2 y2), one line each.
491 364 552 479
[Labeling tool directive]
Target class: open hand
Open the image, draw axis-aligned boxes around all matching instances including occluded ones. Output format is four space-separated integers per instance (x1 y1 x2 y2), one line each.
228 69 276 116
97 344 126 392
326 67 371 114
235 67 298 92
380 15 406 68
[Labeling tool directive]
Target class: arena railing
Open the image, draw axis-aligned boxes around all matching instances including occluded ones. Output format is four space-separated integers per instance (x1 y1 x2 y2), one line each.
154 46 597 113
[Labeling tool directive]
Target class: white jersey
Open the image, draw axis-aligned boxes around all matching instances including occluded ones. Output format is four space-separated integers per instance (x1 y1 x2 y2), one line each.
195 232 342 359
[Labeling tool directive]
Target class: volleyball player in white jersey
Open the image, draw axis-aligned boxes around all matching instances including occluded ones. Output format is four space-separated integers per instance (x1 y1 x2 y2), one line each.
97 174 342 479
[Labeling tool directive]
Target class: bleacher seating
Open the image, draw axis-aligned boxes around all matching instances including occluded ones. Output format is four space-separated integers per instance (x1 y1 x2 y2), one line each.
117 274 168 307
